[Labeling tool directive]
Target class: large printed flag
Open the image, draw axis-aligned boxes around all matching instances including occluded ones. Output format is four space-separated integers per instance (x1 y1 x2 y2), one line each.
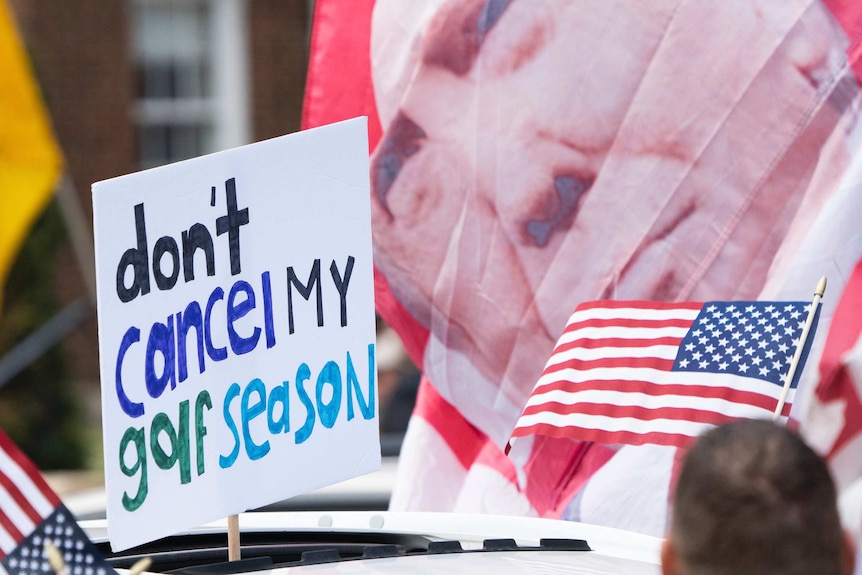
0 0 63 307
511 300 820 449
0 430 114 575
305 0 862 536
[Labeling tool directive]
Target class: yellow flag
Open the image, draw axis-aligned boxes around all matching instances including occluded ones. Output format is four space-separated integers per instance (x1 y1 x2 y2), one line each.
0 0 63 307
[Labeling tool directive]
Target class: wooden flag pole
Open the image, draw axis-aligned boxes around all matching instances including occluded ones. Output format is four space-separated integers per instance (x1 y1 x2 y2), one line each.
129 558 153 575
228 514 241 561
773 276 827 422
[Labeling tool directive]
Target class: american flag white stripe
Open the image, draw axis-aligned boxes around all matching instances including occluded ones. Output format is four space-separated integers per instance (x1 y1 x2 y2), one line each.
554 326 692 346
544 344 681 362
564 305 702 323
0 528 14 560
510 300 811 448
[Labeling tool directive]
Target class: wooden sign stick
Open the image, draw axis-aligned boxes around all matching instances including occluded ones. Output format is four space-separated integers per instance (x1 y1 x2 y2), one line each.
228 514 241 561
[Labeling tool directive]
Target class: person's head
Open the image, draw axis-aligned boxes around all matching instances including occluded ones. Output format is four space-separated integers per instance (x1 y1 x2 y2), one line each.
661 419 855 575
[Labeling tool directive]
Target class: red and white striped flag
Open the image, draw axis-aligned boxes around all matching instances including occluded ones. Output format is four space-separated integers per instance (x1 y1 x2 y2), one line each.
0 429 115 575
0 430 60 556
510 300 820 449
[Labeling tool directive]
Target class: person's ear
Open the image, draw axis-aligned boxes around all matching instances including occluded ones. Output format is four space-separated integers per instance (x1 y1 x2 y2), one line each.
661 539 680 575
841 529 856 575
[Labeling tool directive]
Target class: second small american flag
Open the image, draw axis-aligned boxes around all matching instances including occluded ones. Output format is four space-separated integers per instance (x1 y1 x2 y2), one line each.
509 300 818 448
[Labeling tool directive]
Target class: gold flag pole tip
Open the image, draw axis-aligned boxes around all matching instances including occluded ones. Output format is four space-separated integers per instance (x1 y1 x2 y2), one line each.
815 276 827 297
129 557 153 575
44 541 70 575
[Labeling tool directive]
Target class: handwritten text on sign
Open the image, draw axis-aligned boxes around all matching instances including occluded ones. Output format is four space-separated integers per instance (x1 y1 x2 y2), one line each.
93 118 378 552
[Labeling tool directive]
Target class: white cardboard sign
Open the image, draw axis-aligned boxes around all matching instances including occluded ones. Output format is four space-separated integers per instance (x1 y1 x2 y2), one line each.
92 118 379 551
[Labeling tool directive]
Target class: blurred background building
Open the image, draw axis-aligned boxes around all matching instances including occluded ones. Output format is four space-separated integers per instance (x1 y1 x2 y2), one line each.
0 0 417 471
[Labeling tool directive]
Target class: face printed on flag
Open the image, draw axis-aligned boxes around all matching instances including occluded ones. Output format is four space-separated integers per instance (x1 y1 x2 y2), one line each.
366 0 857 446
510 300 819 449
0 431 116 575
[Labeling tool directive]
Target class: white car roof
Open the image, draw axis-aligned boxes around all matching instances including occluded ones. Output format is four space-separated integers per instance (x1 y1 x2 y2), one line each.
263 549 656 574
84 511 662 575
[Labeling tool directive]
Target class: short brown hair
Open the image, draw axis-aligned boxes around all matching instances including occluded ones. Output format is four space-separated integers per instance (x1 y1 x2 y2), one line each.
670 419 843 575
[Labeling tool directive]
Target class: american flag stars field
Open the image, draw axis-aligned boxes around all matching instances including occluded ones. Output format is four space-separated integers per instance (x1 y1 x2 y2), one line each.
673 302 810 385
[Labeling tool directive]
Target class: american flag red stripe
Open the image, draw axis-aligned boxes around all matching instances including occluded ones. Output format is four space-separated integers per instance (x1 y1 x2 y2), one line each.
521 381 785 415
0 430 60 557
510 300 812 448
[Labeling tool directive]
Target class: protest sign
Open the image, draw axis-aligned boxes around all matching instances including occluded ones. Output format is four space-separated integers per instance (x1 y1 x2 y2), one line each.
92 117 378 551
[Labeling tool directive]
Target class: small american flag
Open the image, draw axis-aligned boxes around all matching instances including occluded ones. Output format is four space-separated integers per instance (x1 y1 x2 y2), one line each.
509 300 819 448
0 430 116 575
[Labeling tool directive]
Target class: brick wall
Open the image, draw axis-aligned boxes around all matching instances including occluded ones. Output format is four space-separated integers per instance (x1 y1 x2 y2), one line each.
6 0 312 419
9 0 135 386
249 0 311 141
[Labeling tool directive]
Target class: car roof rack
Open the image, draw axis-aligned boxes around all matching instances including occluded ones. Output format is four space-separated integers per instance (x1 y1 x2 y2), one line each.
99 530 590 574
